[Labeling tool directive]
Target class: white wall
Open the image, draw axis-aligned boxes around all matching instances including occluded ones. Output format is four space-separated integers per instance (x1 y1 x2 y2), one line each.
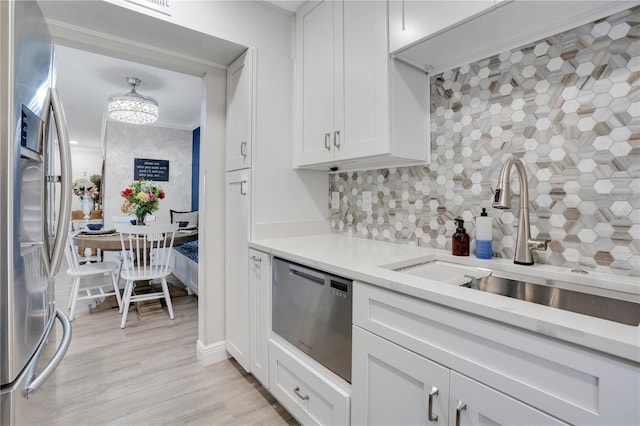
168 1 328 229
103 121 193 227
199 69 227 356
69 147 103 211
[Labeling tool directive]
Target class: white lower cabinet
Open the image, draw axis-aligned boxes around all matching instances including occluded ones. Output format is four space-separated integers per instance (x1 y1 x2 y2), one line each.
448 372 566 426
269 339 350 426
248 249 270 388
352 326 449 425
352 327 565 426
352 281 640 426
225 169 251 371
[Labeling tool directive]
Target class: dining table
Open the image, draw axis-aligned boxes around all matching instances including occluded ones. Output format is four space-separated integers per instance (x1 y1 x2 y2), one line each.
73 228 198 315
74 228 198 251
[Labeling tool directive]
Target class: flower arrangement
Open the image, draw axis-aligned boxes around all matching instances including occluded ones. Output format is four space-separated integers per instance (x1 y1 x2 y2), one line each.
73 175 100 203
120 179 165 224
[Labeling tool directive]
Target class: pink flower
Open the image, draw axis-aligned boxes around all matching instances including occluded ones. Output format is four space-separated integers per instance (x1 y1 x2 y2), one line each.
148 192 154 201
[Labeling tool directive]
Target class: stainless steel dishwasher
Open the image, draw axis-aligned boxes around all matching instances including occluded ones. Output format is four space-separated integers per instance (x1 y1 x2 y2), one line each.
272 257 352 382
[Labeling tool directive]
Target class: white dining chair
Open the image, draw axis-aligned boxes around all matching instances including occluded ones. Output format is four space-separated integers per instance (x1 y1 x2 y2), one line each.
64 232 123 321
70 220 103 264
115 223 179 329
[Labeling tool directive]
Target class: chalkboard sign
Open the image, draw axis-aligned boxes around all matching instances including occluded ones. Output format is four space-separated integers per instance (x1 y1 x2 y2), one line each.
134 158 169 181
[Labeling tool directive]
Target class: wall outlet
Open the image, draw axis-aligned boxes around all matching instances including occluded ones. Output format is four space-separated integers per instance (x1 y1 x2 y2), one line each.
362 191 372 213
331 192 340 210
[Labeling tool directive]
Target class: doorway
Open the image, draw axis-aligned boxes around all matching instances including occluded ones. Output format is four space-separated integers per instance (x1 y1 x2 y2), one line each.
42 3 246 350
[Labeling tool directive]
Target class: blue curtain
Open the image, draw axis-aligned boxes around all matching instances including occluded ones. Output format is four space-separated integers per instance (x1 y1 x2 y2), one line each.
191 127 200 210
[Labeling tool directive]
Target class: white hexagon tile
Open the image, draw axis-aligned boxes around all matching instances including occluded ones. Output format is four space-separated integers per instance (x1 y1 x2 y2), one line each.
329 6 640 277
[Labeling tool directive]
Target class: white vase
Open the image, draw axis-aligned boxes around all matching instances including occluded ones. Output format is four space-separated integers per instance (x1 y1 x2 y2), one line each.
81 199 93 219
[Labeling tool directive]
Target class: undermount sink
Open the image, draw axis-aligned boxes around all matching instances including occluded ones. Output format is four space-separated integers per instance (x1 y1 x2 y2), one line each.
463 274 640 327
393 260 640 326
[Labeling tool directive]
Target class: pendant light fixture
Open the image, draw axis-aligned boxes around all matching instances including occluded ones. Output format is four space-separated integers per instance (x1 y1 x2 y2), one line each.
107 77 158 124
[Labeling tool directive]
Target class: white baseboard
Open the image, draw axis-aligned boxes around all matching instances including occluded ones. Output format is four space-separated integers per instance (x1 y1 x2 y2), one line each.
196 339 229 365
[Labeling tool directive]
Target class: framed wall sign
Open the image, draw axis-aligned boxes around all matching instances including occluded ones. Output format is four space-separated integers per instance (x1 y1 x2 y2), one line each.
134 158 170 181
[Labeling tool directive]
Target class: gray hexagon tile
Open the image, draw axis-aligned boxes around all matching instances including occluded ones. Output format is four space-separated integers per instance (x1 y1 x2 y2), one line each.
329 6 640 277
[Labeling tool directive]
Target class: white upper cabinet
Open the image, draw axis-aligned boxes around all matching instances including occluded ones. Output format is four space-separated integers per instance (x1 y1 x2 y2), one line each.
294 0 429 171
391 0 636 74
226 49 254 171
388 0 495 54
298 0 335 165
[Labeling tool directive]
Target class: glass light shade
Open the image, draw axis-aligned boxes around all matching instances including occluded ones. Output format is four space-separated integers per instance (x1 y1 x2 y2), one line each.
108 92 158 124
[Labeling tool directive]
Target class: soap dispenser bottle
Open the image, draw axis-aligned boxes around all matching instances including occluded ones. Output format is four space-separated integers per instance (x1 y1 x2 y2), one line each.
452 218 470 256
476 208 493 259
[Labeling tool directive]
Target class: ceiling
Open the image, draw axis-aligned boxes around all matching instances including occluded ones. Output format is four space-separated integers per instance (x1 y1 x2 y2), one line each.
261 1 305 13
55 44 204 150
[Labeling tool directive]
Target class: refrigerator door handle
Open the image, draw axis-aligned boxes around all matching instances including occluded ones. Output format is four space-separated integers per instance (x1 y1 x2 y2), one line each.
25 309 72 396
47 87 72 278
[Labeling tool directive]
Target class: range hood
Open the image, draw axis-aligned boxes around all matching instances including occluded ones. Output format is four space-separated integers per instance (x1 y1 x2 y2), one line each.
392 0 637 75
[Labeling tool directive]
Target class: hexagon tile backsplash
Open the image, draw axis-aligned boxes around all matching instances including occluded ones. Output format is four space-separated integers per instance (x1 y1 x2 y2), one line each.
329 6 639 277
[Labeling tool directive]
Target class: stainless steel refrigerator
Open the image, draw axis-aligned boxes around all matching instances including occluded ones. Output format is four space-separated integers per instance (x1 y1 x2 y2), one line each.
1 1 73 424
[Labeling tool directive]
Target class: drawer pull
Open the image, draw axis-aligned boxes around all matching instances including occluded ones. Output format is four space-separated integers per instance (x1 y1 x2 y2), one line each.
428 386 439 422
324 133 331 151
455 400 467 426
294 386 309 401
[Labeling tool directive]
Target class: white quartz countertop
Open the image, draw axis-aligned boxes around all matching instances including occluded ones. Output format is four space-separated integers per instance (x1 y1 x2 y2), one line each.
250 233 640 364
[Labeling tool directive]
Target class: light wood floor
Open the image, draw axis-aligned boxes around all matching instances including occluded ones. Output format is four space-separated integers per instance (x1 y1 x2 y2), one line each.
24 259 297 426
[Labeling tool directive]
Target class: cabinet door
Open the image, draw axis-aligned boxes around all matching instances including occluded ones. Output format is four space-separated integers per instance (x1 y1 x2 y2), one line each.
388 0 495 53
449 372 567 426
225 169 251 371
336 0 389 161
352 326 450 426
248 249 270 388
226 49 253 171
298 0 335 165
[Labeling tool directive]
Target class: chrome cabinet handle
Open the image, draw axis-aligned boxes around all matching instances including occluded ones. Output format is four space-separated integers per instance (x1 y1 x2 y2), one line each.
240 141 247 157
428 386 439 422
455 400 467 426
334 130 341 149
240 180 248 196
294 386 309 401
324 132 331 151
250 255 262 263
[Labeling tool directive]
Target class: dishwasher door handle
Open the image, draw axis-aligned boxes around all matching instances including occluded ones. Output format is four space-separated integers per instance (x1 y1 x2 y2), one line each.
289 265 325 285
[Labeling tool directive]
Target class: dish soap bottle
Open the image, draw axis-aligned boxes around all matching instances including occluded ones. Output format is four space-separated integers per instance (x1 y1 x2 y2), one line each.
452 218 469 256
476 208 492 259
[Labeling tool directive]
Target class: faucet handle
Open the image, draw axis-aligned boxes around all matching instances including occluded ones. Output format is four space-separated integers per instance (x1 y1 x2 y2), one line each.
528 239 549 252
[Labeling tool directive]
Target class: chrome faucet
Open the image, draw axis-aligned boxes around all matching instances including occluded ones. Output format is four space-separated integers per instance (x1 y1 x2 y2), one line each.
493 156 549 265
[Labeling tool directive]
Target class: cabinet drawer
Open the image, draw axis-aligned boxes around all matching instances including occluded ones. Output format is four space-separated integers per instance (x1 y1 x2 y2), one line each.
353 282 640 425
269 339 350 426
